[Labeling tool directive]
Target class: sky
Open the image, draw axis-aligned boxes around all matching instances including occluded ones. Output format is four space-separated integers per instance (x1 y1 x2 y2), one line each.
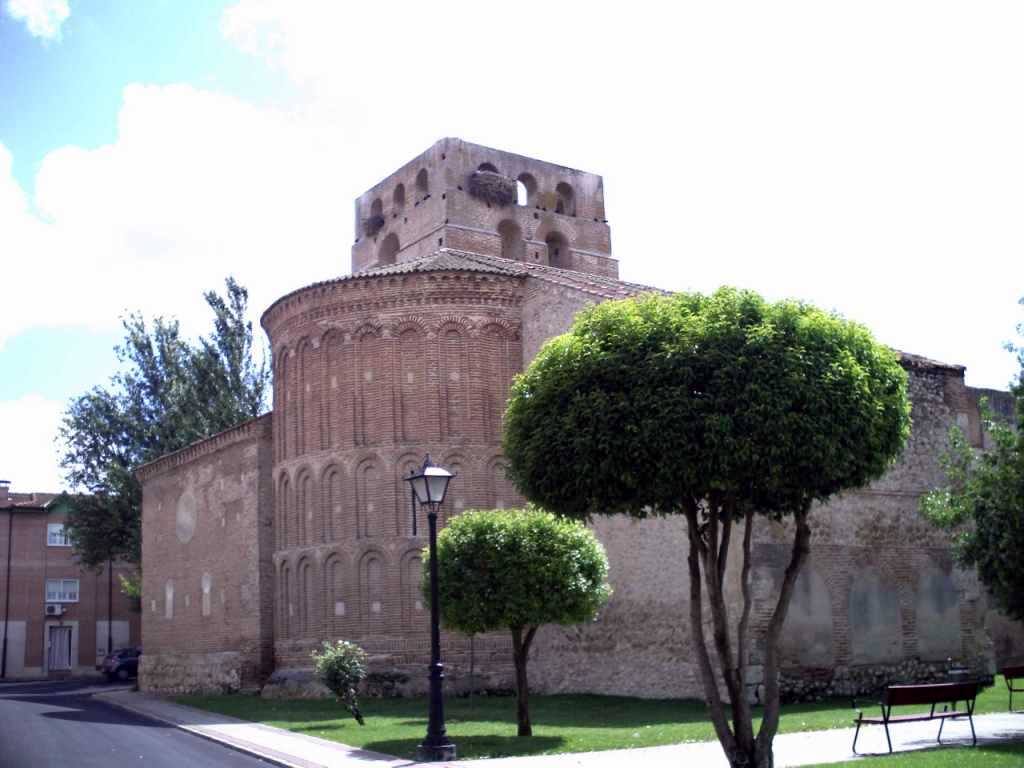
1 0 1022 492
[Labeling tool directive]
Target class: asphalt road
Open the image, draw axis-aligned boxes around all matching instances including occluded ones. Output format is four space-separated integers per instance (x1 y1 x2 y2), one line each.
0 679 272 768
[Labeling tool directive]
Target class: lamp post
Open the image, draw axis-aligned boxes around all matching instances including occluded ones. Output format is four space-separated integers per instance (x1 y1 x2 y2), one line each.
405 455 457 762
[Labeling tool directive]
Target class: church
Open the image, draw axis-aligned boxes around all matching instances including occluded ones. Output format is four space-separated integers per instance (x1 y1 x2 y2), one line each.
137 138 1023 699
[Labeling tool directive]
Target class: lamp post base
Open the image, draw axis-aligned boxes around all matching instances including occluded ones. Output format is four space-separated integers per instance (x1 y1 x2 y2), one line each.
418 739 457 762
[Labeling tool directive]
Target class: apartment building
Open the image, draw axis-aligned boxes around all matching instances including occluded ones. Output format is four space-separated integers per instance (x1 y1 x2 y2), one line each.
1 481 141 679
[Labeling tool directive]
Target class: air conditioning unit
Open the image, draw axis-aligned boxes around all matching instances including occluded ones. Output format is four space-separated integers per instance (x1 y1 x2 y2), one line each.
45 604 63 616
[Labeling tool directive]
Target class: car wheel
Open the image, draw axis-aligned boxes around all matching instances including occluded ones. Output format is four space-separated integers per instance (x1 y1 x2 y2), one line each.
116 667 129 681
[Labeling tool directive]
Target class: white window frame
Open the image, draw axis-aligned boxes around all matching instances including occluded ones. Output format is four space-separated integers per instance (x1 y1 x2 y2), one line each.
45 578 80 603
47 523 70 547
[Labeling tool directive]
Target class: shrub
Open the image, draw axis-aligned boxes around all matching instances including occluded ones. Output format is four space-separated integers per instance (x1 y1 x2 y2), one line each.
312 640 368 725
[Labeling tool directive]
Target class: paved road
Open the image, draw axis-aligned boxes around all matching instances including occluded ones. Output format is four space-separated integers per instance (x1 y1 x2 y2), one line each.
0 679 272 768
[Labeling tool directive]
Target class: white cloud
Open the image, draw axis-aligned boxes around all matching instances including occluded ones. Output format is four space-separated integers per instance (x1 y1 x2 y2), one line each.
5 0 69 40
1 83 350 350
0 394 65 491
220 0 1024 390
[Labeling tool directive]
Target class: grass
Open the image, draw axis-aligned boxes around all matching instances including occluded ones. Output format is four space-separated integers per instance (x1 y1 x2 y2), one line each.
805 743 1024 767
176 675 1020 761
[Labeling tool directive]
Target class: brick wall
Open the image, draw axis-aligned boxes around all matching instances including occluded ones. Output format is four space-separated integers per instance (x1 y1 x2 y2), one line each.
0 498 140 679
262 268 525 681
138 414 274 693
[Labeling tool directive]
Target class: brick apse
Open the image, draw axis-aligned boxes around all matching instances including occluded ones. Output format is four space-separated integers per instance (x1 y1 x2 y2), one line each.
138 138 1024 698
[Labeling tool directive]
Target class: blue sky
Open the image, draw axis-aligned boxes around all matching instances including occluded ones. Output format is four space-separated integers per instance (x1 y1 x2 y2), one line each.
1 0 1022 490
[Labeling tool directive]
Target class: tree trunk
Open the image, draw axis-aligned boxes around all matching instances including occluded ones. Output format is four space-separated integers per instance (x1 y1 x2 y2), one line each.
755 506 812 762
510 626 538 737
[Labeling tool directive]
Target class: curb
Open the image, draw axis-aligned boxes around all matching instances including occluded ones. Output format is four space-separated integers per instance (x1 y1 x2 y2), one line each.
94 692 316 768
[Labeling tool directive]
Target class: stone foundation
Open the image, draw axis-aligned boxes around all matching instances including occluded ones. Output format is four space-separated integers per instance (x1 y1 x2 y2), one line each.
262 657 514 700
140 651 243 695
779 658 994 703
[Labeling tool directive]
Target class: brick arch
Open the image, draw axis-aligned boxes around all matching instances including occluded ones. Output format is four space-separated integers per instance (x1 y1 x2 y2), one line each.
273 345 290 460
390 316 432 336
354 454 387 538
485 454 517 510
320 329 346 450
476 322 522 439
294 466 315 548
432 315 475 335
278 560 292 638
323 551 350 627
395 451 425 537
532 216 577 244
319 462 347 544
353 323 393 446
352 320 384 340
357 548 389 627
439 452 470 525
438 324 470 440
296 555 317 637
294 338 316 456
275 470 291 551
399 547 426 624
396 325 428 443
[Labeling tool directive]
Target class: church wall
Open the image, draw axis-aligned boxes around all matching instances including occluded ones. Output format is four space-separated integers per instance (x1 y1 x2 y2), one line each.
261 269 526 692
528 362 1024 701
137 415 274 694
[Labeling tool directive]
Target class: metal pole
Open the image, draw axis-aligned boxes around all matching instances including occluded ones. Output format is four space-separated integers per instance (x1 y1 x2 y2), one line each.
107 558 113 656
419 501 455 762
1 508 13 679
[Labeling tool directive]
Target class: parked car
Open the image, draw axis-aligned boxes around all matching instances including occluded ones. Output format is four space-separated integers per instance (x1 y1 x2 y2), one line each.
102 647 141 681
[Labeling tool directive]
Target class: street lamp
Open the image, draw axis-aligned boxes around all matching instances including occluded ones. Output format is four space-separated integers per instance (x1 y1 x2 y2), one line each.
405 454 456 762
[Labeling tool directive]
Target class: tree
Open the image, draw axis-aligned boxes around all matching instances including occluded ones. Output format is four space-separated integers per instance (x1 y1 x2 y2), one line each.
503 288 910 767
59 277 269 568
921 298 1024 621
426 507 610 737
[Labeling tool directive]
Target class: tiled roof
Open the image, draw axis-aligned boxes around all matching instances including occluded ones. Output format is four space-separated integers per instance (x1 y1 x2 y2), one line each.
2 492 60 509
263 250 967 371
895 351 964 372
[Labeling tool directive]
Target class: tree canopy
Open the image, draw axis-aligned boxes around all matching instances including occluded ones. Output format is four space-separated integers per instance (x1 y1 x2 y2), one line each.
503 287 910 767
922 299 1024 622
427 507 610 736
60 277 269 568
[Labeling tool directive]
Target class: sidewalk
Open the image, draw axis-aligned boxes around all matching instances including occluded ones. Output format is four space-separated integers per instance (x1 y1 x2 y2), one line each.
95 690 1024 768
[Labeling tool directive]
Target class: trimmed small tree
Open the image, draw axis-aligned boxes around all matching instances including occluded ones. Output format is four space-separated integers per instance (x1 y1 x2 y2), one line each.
425 507 610 736
921 300 1024 621
503 288 910 767
312 640 369 725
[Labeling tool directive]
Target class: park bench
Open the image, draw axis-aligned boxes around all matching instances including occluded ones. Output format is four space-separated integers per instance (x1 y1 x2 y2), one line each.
852 681 978 754
1004 664 1024 711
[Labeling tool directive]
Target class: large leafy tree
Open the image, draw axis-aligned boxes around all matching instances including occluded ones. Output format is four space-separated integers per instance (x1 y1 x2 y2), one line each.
503 288 910 768
427 508 610 736
921 299 1024 621
60 277 269 568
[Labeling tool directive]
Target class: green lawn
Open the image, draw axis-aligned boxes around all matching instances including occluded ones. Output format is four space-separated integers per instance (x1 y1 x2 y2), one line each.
806 743 1024 767
176 675 1019 761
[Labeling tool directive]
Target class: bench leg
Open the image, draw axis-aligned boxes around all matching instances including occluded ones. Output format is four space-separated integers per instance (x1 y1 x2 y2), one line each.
969 713 976 746
884 722 892 754
937 714 945 744
852 718 862 755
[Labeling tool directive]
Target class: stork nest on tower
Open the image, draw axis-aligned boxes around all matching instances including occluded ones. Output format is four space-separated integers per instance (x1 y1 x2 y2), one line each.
467 170 517 207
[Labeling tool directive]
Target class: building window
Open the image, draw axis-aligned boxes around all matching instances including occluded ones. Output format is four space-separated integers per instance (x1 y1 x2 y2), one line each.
45 578 79 603
47 524 70 547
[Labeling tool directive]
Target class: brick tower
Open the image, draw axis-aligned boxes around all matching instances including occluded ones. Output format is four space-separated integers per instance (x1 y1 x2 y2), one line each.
351 138 616 278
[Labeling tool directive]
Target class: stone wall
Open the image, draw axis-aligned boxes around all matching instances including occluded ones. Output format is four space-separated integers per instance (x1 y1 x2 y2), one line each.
138 651 244 695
